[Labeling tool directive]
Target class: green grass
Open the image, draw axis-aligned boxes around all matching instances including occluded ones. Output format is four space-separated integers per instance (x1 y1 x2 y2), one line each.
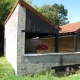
0 56 80 80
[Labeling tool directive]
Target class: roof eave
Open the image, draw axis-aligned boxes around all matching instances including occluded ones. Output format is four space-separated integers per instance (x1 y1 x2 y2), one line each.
4 0 60 31
19 0 60 30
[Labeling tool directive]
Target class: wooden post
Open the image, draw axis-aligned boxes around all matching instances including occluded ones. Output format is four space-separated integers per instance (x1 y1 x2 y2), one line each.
55 34 58 53
74 34 77 52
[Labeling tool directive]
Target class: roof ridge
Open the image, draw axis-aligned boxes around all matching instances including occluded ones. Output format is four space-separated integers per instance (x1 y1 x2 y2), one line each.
4 0 60 30
60 21 80 27
19 0 60 30
59 21 80 33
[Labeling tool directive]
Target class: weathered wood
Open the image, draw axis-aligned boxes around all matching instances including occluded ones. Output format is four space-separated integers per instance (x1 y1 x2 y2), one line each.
74 34 77 52
25 36 80 53
55 34 58 53
26 8 58 36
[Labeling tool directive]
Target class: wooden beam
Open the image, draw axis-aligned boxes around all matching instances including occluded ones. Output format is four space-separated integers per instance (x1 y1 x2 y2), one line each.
55 34 58 53
74 34 77 52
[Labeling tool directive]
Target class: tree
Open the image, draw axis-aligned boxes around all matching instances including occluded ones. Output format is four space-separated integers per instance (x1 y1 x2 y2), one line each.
58 4 69 25
52 3 69 25
0 0 16 41
33 5 42 14
35 3 69 26
24 0 32 5
0 0 33 42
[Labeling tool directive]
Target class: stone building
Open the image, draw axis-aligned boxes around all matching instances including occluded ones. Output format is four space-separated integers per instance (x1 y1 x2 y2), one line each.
4 0 59 75
4 0 80 76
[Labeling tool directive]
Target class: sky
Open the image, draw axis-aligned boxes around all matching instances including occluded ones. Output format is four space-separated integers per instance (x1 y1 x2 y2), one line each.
32 0 80 23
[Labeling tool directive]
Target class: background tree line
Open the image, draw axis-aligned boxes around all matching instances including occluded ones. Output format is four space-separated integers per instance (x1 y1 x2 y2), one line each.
0 0 69 42
0 0 16 42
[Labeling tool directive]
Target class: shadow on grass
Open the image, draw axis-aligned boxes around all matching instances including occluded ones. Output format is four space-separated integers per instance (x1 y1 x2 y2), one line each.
52 66 80 78
0 49 4 57
0 42 4 57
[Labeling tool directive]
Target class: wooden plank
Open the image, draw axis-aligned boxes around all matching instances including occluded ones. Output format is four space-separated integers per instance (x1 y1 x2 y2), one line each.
26 8 58 34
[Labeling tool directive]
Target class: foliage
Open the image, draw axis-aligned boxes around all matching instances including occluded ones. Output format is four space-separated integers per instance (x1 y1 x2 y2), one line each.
0 0 32 42
33 5 43 14
0 56 80 80
0 0 16 41
35 3 69 26
25 0 69 26
42 3 69 25
0 0 69 42
24 0 32 5
0 0 16 25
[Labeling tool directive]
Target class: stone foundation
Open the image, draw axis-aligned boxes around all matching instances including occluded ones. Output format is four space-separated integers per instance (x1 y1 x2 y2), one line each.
20 52 80 75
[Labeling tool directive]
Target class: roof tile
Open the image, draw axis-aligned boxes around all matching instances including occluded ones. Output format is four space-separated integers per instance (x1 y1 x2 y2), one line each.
59 21 80 33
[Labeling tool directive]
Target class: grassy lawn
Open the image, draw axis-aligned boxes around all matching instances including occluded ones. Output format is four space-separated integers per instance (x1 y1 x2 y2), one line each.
0 55 80 80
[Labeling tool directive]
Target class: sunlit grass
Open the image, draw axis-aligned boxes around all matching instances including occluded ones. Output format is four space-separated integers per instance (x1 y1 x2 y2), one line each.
0 55 80 80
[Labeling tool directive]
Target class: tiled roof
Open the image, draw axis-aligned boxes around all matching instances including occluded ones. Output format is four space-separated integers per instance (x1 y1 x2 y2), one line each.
4 0 60 30
59 21 80 33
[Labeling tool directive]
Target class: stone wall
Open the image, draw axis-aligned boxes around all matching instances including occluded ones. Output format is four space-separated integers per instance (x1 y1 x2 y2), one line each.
17 4 26 75
5 3 26 75
5 4 18 72
23 36 80 76
22 52 80 75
